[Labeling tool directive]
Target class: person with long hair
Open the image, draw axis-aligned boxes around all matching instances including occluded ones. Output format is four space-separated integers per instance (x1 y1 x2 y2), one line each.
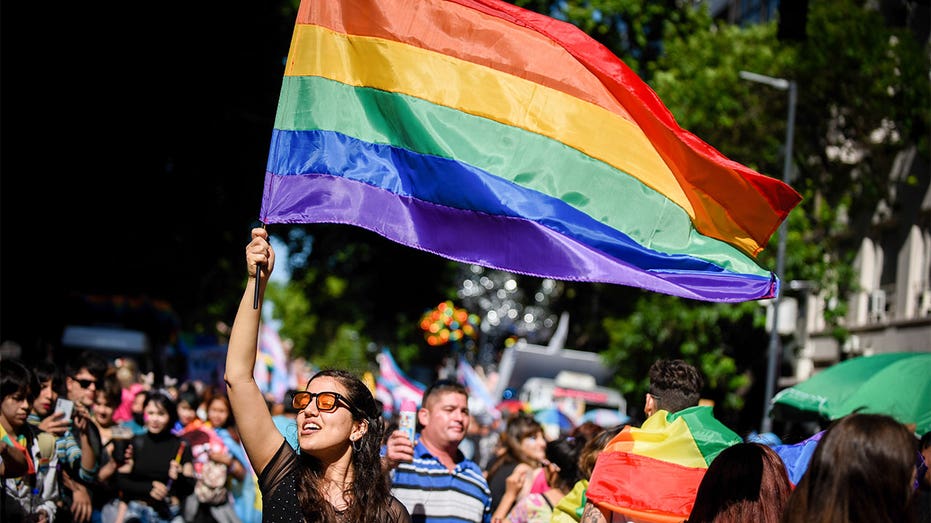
175 385 242 523
781 413 917 523
686 442 791 523
89 368 130 523
551 423 624 523
486 412 547 518
225 227 410 523
107 390 196 523
504 435 586 522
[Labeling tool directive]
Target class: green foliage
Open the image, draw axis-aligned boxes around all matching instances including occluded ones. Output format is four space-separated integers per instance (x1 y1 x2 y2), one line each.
539 0 928 430
265 280 317 357
259 0 928 432
601 294 763 417
315 322 373 374
269 224 453 369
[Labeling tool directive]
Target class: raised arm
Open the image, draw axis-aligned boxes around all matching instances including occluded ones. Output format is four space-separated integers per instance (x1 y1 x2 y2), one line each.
224 227 284 475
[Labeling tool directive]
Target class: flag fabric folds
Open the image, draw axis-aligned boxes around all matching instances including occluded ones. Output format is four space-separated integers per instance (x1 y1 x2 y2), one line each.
773 430 824 485
586 406 741 522
376 348 426 414
457 356 501 421
255 323 291 403
261 0 802 302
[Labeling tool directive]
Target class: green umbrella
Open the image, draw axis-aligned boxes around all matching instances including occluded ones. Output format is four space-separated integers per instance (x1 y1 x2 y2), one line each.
771 352 931 435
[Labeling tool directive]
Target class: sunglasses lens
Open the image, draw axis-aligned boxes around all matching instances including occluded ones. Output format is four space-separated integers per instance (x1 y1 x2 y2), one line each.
292 392 310 410
316 393 337 411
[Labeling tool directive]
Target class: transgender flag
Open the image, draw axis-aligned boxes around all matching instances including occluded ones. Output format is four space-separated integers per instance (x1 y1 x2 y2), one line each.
256 323 290 403
260 0 801 302
457 357 501 421
376 348 426 414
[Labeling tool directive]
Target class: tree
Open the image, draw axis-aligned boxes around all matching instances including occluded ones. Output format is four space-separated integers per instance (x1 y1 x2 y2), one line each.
266 224 455 372
562 0 929 431
258 0 929 434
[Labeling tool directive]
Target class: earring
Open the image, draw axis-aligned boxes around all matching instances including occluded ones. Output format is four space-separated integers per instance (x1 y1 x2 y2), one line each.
352 438 362 452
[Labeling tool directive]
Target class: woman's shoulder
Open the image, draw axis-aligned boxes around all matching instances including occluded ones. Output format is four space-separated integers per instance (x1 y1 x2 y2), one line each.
258 440 300 491
513 462 535 475
386 495 413 523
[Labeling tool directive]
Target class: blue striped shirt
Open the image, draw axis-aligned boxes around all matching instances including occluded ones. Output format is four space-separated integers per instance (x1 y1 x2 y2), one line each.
390 440 492 523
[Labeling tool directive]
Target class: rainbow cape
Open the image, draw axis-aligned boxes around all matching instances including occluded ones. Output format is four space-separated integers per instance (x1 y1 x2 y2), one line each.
0 424 36 476
260 0 802 302
586 407 741 522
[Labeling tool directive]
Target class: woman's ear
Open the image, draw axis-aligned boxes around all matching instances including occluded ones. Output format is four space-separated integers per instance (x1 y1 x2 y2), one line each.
352 419 369 442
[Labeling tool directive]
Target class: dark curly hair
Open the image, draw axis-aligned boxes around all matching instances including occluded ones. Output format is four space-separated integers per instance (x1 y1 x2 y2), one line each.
648 359 703 413
295 369 397 522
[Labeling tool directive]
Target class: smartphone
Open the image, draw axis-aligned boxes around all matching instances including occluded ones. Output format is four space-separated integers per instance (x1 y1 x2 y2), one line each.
54 398 74 421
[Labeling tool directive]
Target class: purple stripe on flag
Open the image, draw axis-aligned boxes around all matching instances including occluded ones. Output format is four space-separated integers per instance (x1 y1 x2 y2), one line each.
262 173 776 302
265 129 743 276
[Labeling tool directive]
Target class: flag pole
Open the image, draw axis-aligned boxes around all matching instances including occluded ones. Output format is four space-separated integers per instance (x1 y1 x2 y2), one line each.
253 223 267 310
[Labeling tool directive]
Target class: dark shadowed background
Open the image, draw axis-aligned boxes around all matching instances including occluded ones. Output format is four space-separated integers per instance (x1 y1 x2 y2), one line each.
1 2 299 351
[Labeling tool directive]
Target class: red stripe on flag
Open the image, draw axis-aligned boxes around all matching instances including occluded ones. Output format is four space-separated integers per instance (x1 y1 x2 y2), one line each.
587 449 706 519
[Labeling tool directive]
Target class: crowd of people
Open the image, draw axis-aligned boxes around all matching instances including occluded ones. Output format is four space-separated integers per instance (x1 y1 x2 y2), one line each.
0 350 263 523
2 227 929 523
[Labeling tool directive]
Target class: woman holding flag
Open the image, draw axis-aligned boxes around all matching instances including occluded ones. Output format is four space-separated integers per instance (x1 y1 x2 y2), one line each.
225 227 410 522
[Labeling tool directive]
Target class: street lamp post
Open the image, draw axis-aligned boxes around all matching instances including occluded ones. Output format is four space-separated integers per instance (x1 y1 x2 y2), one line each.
739 70 797 434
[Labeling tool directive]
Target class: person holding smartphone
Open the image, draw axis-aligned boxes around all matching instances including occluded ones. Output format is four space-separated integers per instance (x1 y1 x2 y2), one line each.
25 358 100 523
383 379 493 523
51 351 110 523
27 361 70 438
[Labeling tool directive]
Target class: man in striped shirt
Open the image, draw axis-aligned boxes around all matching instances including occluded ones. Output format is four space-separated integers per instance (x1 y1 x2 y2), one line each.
385 379 492 523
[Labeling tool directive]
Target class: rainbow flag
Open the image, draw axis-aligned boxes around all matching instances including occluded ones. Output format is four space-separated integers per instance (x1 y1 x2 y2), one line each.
260 0 802 302
586 407 741 522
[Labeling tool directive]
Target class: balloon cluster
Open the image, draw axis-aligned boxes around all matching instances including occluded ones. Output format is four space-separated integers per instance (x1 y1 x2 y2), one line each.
420 300 479 346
